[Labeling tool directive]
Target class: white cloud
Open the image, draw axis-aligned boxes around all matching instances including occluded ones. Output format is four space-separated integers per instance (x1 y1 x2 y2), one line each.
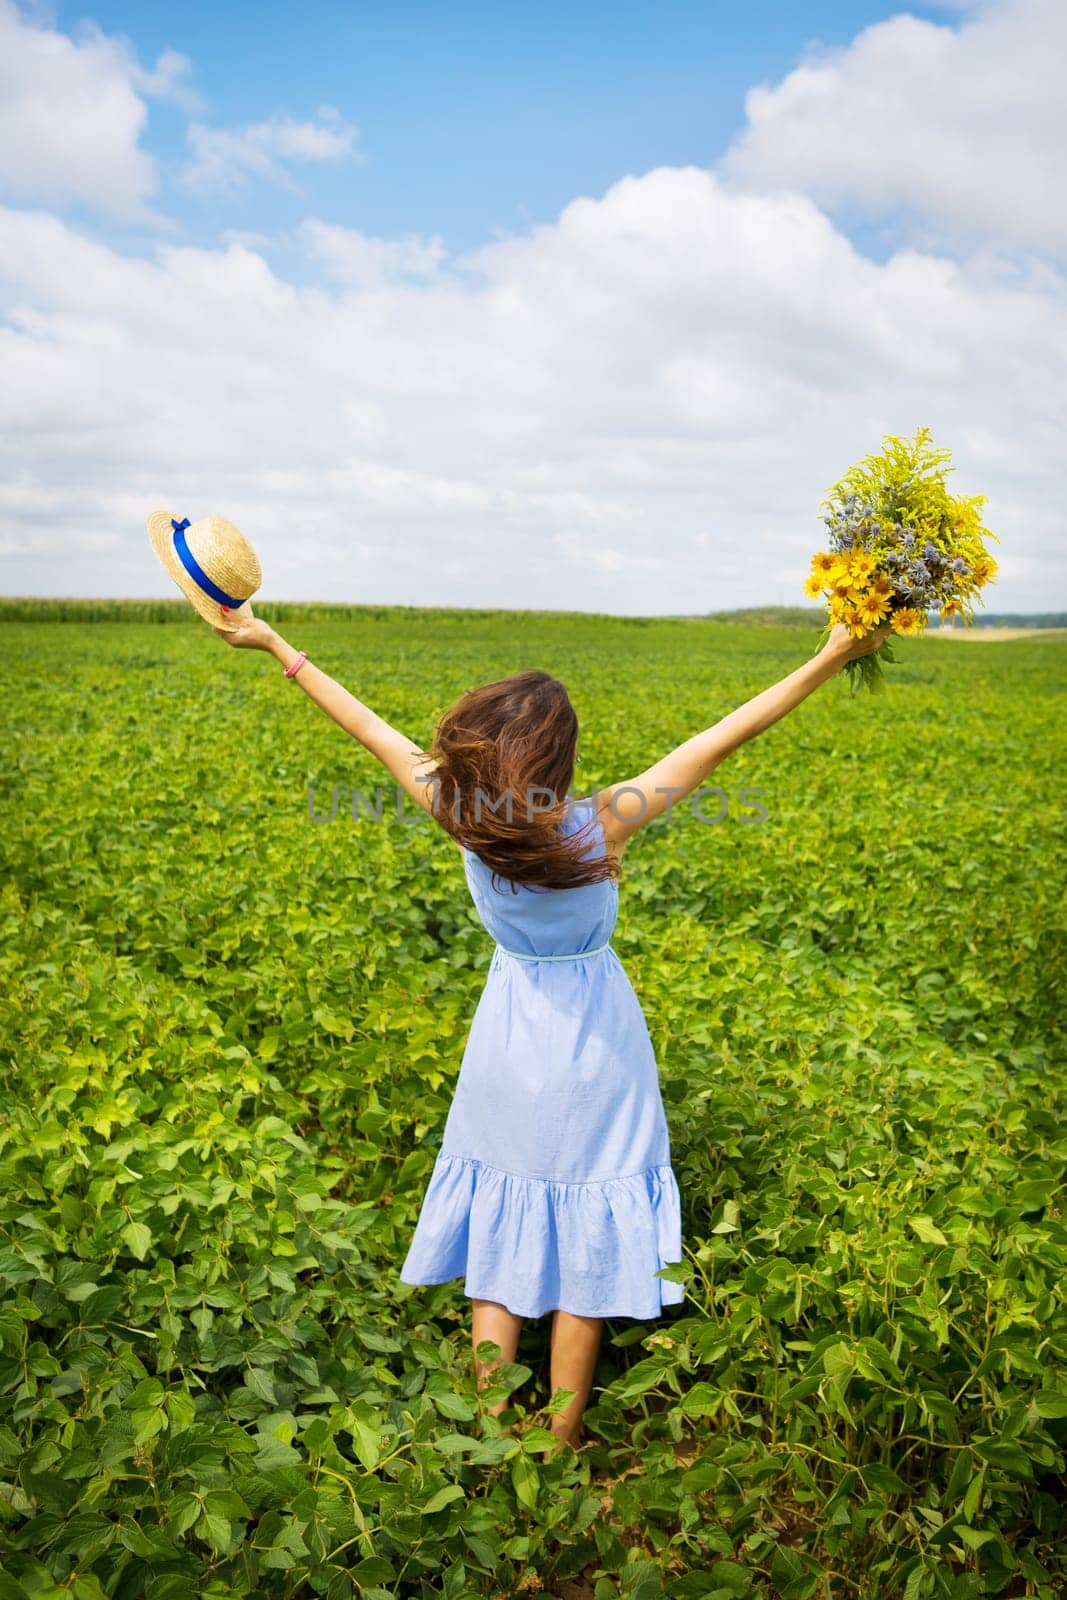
180 106 359 195
130 45 201 115
0 0 197 221
719 0 1067 262
0 158 1063 614
300 220 447 288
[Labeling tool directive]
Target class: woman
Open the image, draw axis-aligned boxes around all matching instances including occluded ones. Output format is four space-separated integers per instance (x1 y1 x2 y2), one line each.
213 608 889 1453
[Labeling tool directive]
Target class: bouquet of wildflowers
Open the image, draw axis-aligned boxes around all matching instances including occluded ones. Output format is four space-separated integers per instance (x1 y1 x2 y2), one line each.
805 427 999 692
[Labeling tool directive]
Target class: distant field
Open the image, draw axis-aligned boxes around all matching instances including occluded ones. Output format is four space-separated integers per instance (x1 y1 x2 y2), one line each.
2 597 1066 631
925 626 1067 640
1 614 1065 1597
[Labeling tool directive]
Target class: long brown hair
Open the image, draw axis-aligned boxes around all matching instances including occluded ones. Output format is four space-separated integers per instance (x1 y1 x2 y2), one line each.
427 669 621 893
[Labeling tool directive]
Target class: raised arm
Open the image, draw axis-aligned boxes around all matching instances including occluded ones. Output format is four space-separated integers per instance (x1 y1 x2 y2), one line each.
213 613 440 815
595 621 890 848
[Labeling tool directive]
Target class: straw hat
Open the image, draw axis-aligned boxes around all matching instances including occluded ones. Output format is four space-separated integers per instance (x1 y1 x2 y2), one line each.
147 511 262 632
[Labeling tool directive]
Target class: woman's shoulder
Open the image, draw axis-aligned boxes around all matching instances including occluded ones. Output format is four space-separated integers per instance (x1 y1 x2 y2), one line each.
568 788 627 867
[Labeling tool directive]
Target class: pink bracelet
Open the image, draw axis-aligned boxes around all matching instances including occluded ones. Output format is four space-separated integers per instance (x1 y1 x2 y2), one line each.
284 650 308 679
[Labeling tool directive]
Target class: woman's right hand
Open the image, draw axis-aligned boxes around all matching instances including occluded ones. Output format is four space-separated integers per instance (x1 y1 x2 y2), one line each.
210 605 277 651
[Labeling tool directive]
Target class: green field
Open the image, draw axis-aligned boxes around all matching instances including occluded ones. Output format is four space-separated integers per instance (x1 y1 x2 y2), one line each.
1 612 1064 1600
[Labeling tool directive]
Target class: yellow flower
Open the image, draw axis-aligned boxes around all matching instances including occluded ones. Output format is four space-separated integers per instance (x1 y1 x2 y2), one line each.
857 591 890 627
869 576 895 603
940 598 964 623
804 573 825 600
810 551 838 580
825 576 870 604
972 556 998 586
891 607 924 636
846 551 876 585
828 588 856 620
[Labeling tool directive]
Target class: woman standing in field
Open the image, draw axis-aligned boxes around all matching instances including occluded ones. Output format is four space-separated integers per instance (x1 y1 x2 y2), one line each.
213 607 888 1453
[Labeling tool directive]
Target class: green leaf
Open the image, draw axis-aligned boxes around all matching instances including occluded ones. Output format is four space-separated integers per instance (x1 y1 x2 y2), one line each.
909 1215 949 1246
131 1406 167 1445
166 1493 201 1537
350 1558 396 1586
254 1433 302 1470
347 1413 382 1471
196 1510 233 1553
421 1483 466 1515
73 1580 110 1600
1013 1178 1057 1210
433 1391 478 1421
205 1489 253 1519
245 1366 276 1404
680 1382 721 1417
511 1454 539 1511
865 1463 909 1497
706 1561 753 1595
620 1561 663 1600
957 1526 996 1550
963 1468 985 1522
121 1221 153 1260
973 1439 1032 1478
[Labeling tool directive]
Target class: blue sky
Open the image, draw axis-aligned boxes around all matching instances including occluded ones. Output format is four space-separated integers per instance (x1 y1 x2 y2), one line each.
52 0 960 263
2 0 1064 613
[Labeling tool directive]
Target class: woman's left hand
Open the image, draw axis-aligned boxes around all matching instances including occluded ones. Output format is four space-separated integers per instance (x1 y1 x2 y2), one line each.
210 606 276 651
823 620 893 664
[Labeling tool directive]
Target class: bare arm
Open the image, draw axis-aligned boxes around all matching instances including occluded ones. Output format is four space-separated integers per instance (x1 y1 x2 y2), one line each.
596 622 890 846
214 615 440 814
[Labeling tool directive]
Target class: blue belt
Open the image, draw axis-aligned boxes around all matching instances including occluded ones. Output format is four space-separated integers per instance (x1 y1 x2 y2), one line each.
495 940 613 962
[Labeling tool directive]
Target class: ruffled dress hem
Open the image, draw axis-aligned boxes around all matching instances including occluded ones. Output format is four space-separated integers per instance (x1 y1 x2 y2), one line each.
398 1151 685 1320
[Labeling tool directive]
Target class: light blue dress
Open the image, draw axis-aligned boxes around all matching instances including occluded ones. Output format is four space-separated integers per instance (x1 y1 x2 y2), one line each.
398 793 684 1320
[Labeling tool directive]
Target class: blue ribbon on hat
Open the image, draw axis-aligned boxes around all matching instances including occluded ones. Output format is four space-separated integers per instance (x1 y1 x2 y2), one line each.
171 517 249 608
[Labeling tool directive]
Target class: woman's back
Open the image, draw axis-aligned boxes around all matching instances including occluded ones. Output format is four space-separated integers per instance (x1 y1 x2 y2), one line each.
461 793 618 959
